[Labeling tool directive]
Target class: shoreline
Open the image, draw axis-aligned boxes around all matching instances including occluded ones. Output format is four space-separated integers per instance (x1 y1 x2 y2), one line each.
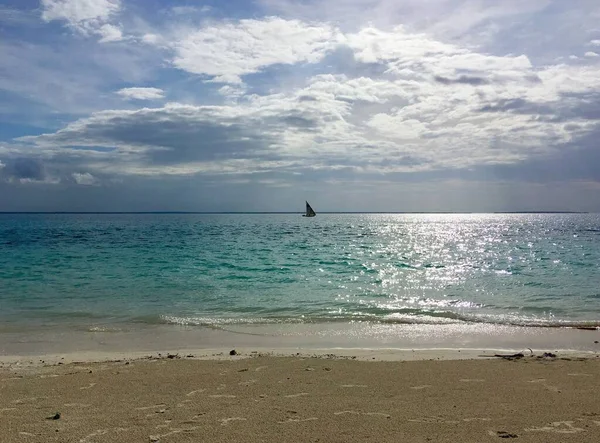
2 321 600 368
1 347 598 370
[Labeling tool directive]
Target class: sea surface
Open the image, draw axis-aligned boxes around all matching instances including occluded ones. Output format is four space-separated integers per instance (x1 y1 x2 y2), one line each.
1 213 600 336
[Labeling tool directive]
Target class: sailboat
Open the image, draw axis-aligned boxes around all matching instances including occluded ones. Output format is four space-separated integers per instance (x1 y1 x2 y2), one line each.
303 201 316 217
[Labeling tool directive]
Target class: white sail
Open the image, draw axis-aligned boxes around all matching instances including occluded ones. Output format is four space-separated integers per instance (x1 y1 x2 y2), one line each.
303 201 316 217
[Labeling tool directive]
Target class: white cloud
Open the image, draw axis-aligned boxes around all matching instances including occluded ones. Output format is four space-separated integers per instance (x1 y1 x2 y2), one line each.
16 52 600 179
259 0 551 38
537 64 600 97
217 84 249 103
41 0 120 23
172 17 342 83
141 33 161 45
169 6 211 15
41 0 121 42
303 74 413 104
346 25 532 81
4 0 600 211
7 7 600 190
116 87 165 100
72 172 98 185
258 0 600 72
347 25 462 64
97 23 123 42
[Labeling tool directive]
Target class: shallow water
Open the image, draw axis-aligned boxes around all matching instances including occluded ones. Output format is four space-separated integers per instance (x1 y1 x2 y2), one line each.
1 213 599 335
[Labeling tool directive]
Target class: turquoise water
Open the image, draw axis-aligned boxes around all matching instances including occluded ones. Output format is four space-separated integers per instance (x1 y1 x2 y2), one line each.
1 213 599 333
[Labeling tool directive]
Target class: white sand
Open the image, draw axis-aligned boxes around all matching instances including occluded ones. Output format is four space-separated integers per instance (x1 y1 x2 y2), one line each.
2 352 600 442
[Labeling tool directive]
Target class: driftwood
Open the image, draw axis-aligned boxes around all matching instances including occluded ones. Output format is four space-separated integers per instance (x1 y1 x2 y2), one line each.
496 431 518 438
493 353 524 360
493 348 557 360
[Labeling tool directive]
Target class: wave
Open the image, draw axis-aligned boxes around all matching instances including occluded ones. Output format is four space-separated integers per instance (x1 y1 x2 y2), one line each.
131 312 600 330
86 326 124 332
132 314 305 327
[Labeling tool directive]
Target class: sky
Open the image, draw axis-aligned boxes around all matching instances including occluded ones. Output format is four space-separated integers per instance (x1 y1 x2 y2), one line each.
1 0 600 212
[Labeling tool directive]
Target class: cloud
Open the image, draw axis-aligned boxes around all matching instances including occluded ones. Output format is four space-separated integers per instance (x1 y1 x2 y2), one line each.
217 84 249 103
172 17 342 83
141 33 161 45
0 6 41 26
41 0 120 23
478 98 555 115
116 87 165 100
72 172 98 185
346 25 533 78
258 0 551 37
15 104 282 177
97 23 123 42
41 0 122 42
14 60 600 183
0 157 47 183
10 14 600 184
0 38 161 118
434 75 489 85
259 0 600 70
168 6 212 16
4 0 600 211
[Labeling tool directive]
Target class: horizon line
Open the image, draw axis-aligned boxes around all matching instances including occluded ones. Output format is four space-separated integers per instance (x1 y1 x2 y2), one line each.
0 211 591 215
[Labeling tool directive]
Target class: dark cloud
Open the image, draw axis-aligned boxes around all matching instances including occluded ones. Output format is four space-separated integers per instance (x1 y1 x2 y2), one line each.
17 103 354 175
396 124 600 184
297 95 319 102
33 107 283 166
478 98 555 114
434 75 489 86
484 126 600 182
0 157 46 181
1 141 600 212
136 121 272 164
478 92 600 122
560 92 600 121
277 114 319 130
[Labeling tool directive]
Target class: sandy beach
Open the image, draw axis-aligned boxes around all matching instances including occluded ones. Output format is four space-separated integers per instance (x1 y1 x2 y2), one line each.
2 351 600 442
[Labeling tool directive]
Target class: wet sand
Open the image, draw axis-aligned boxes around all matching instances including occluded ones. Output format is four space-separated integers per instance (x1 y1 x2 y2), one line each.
3 322 600 358
2 352 600 442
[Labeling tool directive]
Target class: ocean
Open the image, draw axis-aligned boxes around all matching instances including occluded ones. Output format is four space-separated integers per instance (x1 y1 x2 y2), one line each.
1 213 600 354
